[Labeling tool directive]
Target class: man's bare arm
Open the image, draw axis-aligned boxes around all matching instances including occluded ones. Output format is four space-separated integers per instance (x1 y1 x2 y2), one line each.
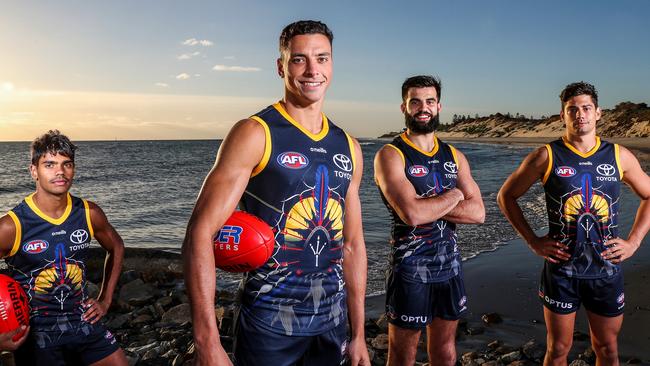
374 145 464 227
442 150 485 224
182 119 265 365
602 146 650 262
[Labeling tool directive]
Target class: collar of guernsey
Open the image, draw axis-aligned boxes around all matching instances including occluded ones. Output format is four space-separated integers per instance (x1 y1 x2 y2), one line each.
378 132 462 283
237 102 357 336
4 193 95 338
542 137 623 279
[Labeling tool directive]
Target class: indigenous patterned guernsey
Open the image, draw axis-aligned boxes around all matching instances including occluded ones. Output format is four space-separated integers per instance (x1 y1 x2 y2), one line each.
380 133 461 283
4 193 95 347
239 102 356 336
543 137 622 279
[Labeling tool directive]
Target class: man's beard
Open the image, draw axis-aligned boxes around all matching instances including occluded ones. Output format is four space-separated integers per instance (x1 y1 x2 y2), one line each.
404 112 440 133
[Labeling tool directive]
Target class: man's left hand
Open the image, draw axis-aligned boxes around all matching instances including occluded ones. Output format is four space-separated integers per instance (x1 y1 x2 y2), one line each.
347 337 370 366
602 237 641 263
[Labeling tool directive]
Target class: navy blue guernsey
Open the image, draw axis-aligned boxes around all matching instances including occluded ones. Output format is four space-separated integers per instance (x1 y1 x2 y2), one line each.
4 193 94 347
543 137 622 279
379 133 461 283
239 102 356 336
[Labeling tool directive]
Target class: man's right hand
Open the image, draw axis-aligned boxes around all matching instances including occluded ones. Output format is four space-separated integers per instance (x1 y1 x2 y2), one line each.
446 187 465 202
193 345 233 366
528 236 571 263
0 325 29 351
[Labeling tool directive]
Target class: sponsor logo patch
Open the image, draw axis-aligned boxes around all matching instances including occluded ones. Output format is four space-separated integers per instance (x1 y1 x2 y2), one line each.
408 165 429 177
555 166 576 177
51 230 66 236
70 229 89 244
443 161 458 174
23 240 49 254
333 154 353 172
277 152 309 169
216 226 243 248
596 164 616 177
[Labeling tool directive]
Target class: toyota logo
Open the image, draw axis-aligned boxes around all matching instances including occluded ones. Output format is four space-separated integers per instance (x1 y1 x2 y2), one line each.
596 164 615 177
443 162 458 174
70 229 89 244
333 154 352 172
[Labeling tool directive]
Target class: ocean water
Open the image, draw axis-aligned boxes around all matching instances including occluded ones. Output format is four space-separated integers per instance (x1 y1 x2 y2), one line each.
0 139 640 294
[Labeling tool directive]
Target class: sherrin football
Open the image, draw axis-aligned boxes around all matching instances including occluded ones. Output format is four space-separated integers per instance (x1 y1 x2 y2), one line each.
214 211 275 273
0 274 30 341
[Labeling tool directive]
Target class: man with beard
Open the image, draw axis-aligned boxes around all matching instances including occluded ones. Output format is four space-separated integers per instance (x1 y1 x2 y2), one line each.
374 75 485 366
498 82 650 365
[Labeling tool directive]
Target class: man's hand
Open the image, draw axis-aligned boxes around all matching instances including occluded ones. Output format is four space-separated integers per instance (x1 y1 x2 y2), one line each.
602 237 641 263
0 325 29 351
528 236 571 263
347 336 370 366
446 187 464 202
193 346 233 366
82 298 110 324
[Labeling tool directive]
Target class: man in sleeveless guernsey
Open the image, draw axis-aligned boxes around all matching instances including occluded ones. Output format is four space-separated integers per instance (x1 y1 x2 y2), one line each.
0 130 127 365
183 20 370 366
374 75 485 366
498 82 650 365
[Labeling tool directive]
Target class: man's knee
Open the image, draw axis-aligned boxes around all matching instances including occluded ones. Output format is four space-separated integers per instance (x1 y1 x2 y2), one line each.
428 342 456 366
546 338 573 359
592 339 618 362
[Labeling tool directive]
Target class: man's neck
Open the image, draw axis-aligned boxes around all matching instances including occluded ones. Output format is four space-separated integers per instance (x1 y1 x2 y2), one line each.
32 190 69 218
281 97 325 134
564 132 598 153
406 129 437 152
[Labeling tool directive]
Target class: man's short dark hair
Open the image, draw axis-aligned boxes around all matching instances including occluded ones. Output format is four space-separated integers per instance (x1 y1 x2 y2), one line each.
402 75 442 102
31 130 77 165
559 81 599 108
279 20 333 57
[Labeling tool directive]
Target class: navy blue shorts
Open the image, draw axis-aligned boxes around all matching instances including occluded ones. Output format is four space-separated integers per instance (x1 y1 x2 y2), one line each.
386 271 467 329
539 267 625 317
14 323 120 365
233 311 348 366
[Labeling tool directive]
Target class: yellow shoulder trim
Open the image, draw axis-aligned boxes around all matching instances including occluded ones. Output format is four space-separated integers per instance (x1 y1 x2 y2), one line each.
249 116 272 178
25 192 72 225
542 144 553 185
6 211 21 258
385 144 405 167
449 145 459 171
614 144 624 180
82 199 94 238
562 136 601 158
273 102 329 142
399 132 439 157
345 133 357 173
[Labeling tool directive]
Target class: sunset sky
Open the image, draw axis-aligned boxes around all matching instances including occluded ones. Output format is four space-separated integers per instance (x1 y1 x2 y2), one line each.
1 1 649 141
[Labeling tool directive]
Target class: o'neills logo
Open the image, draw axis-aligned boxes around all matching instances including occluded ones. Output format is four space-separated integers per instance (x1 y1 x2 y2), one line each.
408 165 429 177
555 166 576 177
23 240 48 254
277 152 309 169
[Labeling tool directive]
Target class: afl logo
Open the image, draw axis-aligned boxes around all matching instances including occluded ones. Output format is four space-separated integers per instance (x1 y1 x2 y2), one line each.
70 229 89 244
555 166 576 177
408 165 429 177
596 164 616 176
22 240 49 254
333 154 352 172
277 152 309 169
617 293 625 304
443 162 458 174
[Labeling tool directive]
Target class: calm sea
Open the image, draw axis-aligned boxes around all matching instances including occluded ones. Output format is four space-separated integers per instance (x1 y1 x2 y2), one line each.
0 139 641 294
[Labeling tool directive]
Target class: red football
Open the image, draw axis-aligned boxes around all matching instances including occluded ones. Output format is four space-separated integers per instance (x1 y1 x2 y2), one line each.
214 211 275 273
0 274 30 341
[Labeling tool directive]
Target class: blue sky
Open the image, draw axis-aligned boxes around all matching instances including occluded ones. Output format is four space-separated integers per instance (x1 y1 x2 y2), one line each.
1 1 648 140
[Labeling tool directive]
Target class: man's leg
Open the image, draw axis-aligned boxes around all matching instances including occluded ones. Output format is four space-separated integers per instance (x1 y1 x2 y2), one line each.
586 311 623 366
426 318 458 366
387 323 421 366
543 308 576 366
90 348 128 366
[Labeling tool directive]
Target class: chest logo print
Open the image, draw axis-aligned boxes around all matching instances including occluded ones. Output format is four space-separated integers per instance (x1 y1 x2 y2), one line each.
443 162 458 174
23 240 49 254
556 166 576 177
596 164 615 177
408 165 429 177
277 152 309 169
333 154 352 172
69 229 89 244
